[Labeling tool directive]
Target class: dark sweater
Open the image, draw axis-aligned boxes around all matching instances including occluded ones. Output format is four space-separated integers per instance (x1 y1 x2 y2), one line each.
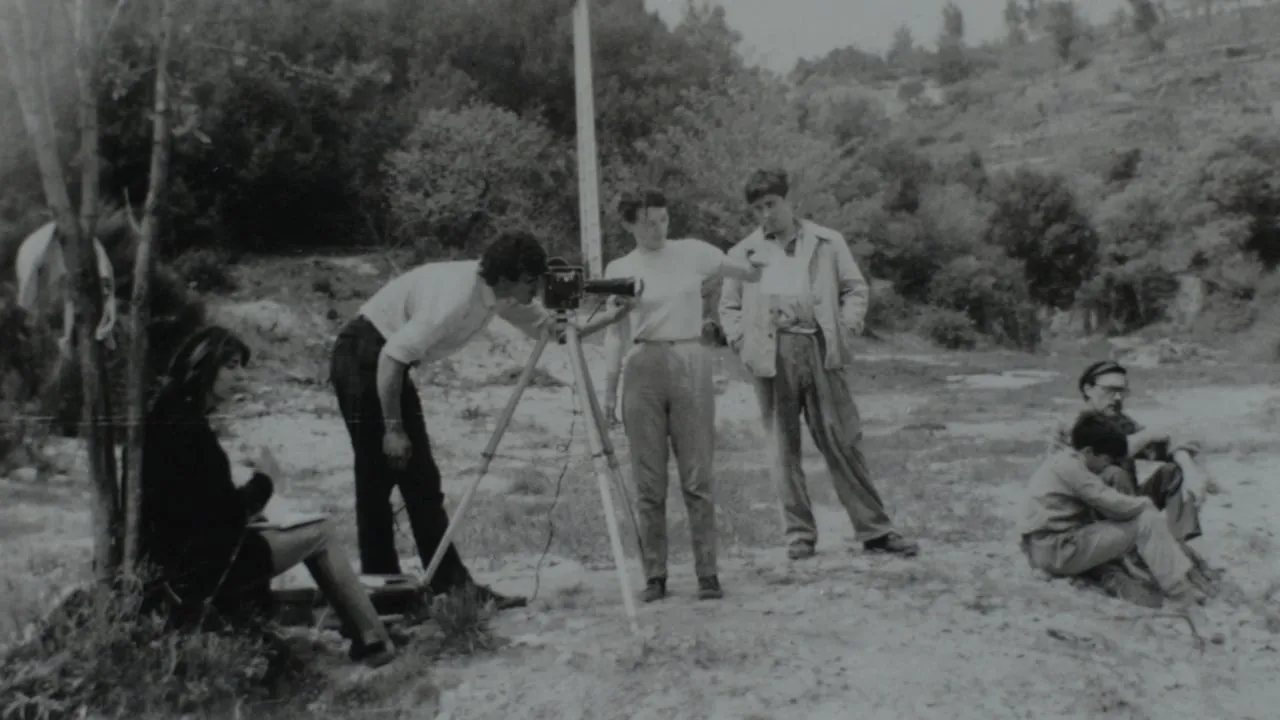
138 402 276 625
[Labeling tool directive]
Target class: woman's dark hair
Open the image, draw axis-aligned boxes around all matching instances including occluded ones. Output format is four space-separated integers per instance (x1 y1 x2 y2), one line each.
1078 360 1126 398
150 325 250 417
479 230 549 286
744 168 789 205
1069 411 1128 460
617 188 667 224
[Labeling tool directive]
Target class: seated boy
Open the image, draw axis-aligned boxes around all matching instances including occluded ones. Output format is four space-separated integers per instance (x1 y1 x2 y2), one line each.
1019 411 1215 608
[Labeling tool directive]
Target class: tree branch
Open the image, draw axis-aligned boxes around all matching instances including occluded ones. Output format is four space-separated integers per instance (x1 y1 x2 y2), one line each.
122 0 173 573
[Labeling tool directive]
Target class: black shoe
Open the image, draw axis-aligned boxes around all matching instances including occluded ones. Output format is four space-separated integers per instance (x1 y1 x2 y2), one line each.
640 577 667 603
787 541 816 560
469 583 528 611
863 532 919 557
697 576 724 600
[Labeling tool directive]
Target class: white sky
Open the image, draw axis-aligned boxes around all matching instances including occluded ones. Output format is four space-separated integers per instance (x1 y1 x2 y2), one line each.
645 0 1133 72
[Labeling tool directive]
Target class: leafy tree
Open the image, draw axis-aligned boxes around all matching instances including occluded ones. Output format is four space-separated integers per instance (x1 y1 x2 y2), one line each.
383 102 576 259
1079 183 1179 333
942 2 965 41
1129 0 1160 34
1005 0 1027 45
886 24 915 69
1045 1 1082 63
985 167 1100 310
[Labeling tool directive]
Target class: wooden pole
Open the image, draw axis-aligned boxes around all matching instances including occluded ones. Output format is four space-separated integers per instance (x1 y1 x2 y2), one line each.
572 0 602 279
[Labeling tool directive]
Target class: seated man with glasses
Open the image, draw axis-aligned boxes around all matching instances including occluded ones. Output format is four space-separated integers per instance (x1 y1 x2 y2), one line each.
1046 360 1219 604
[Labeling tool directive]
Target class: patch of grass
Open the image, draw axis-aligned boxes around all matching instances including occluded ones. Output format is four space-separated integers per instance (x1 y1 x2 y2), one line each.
505 466 550 496
0 577 318 720
427 584 498 657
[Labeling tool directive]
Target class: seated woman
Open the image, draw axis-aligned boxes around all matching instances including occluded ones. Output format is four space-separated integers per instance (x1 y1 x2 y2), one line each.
139 325 397 668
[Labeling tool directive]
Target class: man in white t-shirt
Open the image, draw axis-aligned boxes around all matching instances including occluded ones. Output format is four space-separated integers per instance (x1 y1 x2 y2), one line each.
330 231 627 609
720 169 919 561
601 189 765 603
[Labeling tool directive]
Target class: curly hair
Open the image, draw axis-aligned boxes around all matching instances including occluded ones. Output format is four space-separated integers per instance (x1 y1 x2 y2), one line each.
617 188 668 224
478 231 549 286
744 168 789 204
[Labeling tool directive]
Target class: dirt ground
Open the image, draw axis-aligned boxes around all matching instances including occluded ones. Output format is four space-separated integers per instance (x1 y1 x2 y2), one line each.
4 262 1280 719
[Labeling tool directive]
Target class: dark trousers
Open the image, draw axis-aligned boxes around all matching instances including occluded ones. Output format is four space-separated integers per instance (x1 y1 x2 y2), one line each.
329 315 471 594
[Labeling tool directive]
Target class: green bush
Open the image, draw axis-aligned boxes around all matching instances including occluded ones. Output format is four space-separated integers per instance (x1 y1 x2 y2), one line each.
0 577 307 720
865 281 915 333
383 102 577 261
927 254 1041 351
919 307 979 350
861 181 989 304
1082 182 1180 333
1176 128 1280 271
172 248 238 294
985 167 1100 310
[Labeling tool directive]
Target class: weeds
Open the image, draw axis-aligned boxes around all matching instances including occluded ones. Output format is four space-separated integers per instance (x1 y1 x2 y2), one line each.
0 577 301 720
428 585 498 657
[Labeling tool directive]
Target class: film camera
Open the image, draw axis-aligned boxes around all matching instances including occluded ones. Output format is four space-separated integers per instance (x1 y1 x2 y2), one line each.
543 256 643 312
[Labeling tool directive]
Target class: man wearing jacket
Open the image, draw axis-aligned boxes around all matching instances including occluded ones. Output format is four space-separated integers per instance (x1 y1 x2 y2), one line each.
718 169 919 560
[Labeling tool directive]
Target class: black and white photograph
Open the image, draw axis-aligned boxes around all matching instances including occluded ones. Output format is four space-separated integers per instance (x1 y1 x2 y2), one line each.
0 0 1275 718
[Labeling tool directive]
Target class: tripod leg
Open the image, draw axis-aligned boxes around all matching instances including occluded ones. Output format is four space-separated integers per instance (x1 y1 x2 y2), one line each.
420 332 551 591
575 342 644 557
564 326 641 636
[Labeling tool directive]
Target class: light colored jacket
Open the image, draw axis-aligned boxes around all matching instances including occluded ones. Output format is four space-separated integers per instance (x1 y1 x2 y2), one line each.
718 219 869 378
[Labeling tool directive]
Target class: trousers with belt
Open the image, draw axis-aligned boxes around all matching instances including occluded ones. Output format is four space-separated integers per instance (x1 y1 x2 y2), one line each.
752 329 895 546
329 314 472 594
622 337 718 581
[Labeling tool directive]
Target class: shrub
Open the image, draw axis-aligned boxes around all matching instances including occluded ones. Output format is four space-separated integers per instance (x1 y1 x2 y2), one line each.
865 280 915 333
172 248 237 294
0 578 302 719
986 167 1100 310
919 306 978 350
927 254 1042 351
383 102 577 261
1082 182 1179 333
934 147 990 197
1180 128 1280 270
861 181 989 305
856 137 934 215
0 283 48 466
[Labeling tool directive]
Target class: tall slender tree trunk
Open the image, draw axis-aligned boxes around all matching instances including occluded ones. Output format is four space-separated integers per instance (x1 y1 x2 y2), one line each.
0 0 122 580
123 0 175 574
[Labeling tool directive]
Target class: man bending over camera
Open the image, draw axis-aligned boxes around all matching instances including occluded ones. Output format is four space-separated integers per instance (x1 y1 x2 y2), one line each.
1019 411 1216 609
329 231 629 609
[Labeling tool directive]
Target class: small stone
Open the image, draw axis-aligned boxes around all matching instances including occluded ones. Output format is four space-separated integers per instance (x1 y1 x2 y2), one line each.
10 467 38 484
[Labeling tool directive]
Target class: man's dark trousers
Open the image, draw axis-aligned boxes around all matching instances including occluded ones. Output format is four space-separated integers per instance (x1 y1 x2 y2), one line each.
330 314 471 594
